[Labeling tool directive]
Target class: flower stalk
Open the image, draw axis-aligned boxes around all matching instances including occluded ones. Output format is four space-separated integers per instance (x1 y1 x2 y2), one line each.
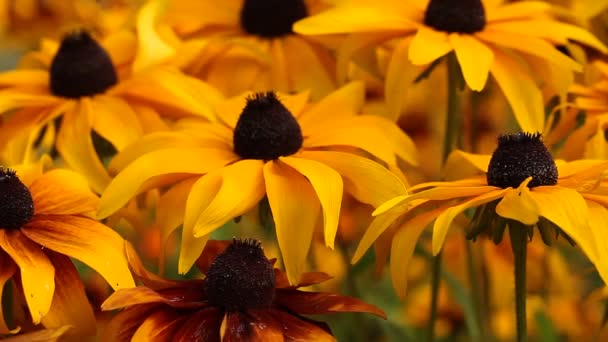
509 222 528 342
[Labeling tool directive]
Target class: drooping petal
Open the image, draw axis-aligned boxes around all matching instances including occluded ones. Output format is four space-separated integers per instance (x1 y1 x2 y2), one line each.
432 189 509 255
22 216 135 290
0 230 55 324
90 96 144 150
29 169 99 216
173 307 221 342
133 0 175 72
352 204 408 263
268 310 335 342
0 90 60 114
275 271 334 290
0 70 48 87
3 326 71 342
585 201 608 286
41 252 96 337
131 309 186 342
443 150 491 177
385 37 422 119
275 289 386 318
102 283 205 311
495 178 539 225
450 34 493 91
103 305 160 342
222 311 283 342
281 156 343 249
490 47 544 133
264 161 321 284
301 150 406 207
0 251 18 334
190 160 266 238
409 28 453 65
391 206 447 298
98 147 237 219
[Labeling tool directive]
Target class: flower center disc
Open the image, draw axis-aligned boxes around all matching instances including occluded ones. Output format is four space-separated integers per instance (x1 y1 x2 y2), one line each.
204 239 276 312
424 0 486 33
240 0 308 38
487 133 558 189
233 92 303 160
50 31 118 98
0 169 34 230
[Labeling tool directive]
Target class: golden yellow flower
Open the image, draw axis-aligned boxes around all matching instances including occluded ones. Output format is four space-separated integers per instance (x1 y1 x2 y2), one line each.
0 30 221 193
97 83 415 283
295 0 607 131
354 132 608 297
0 159 133 336
159 0 337 99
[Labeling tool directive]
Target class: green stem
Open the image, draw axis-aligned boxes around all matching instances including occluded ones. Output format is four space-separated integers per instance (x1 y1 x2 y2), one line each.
427 52 462 342
509 223 528 342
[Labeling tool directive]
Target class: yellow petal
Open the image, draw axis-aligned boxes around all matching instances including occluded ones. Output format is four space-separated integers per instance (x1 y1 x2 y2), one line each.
98 147 237 219
55 99 111 194
132 310 183 342
490 47 544 133
0 230 54 324
0 70 48 87
442 150 490 179
336 32 401 84
133 0 175 71
301 150 406 207
281 156 343 249
0 252 18 334
450 34 493 91
409 28 452 65
29 169 99 216
485 1 551 21
495 178 540 225
0 91 61 115
391 206 445 298
298 81 363 131
282 36 336 100
3 326 71 342
385 37 421 119
192 160 266 237
156 178 197 256
264 161 321 284
23 216 135 290
293 6 412 34
432 189 509 255
352 204 407 263
90 96 143 150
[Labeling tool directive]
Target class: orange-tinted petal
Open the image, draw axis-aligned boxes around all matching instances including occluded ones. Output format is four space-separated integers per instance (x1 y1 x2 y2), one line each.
275 289 386 318
131 309 186 342
22 215 134 290
268 309 336 342
29 169 99 216
174 307 221 342
103 305 160 342
194 240 231 275
3 326 71 342
222 311 283 342
0 230 55 324
41 252 96 337
0 251 18 334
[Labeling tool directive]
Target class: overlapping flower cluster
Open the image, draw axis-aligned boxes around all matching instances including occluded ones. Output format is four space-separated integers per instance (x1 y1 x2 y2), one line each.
0 0 608 341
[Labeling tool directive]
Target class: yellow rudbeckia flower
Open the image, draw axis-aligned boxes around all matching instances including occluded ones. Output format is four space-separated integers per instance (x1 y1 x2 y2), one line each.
354 132 608 297
294 0 607 131
97 82 416 283
161 0 337 99
0 30 222 193
0 160 133 335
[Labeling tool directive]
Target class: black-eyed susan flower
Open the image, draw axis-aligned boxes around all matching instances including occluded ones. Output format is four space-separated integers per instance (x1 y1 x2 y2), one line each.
159 0 337 99
353 132 608 297
0 160 134 336
0 29 222 193
98 82 415 283
294 0 607 131
102 239 386 341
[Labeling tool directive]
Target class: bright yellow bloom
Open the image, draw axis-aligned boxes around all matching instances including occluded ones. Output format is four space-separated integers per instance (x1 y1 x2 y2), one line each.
158 0 337 99
295 0 607 131
0 30 221 193
97 82 415 283
0 159 133 336
354 132 608 297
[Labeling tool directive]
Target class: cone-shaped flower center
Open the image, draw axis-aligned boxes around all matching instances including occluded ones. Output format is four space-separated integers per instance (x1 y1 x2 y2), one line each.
487 133 558 189
50 31 118 98
240 0 308 38
424 0 486 33
204 239 276 312
233 92 303 160
0 169 34 230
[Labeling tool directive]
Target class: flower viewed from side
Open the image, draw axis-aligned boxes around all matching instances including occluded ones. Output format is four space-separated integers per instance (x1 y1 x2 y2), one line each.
353 132 608 297
102 239 386 341
97 82 415 283
0 29 221 193
0 160 134 336
163 0 337 99
294 0 607 130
